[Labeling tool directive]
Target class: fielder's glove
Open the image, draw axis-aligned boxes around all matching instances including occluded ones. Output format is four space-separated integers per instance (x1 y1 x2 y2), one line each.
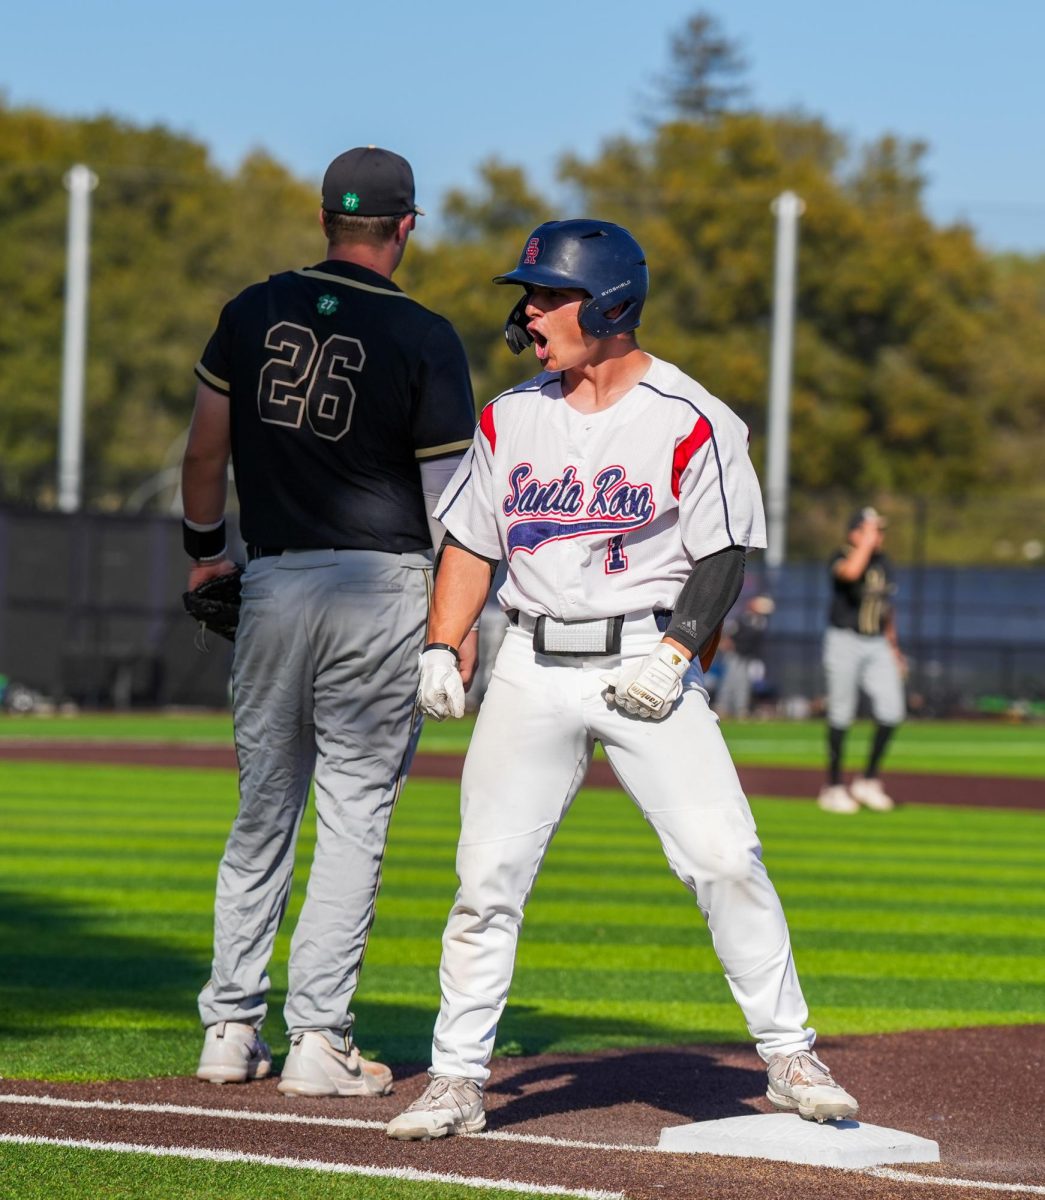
602 642 691 720
417 646 465 721
183 565 244 644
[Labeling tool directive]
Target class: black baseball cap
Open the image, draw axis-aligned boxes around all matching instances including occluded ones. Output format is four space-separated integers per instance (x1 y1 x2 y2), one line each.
321 146 424 217
847 506 887 532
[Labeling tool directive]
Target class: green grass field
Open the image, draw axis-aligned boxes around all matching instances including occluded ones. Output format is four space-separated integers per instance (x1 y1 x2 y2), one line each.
0 1145 531 1200
1 724 1042 1198
2 710 1043 777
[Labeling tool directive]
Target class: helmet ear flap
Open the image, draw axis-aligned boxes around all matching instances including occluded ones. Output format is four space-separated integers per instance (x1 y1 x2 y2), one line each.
577 297 602 338
504 293 532 355
577 295 642 339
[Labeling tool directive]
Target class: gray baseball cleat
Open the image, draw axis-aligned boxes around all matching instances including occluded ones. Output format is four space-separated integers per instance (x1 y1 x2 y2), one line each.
196 1020 272 1084
277 1031 393 1097
817 784 860 814
849 777 895 811
386 1075 486 1140
766 1050 859 1122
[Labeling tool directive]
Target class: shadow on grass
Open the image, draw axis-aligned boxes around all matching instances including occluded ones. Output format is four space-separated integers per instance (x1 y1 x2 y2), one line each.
0 889 224 1077
0 889 209 1028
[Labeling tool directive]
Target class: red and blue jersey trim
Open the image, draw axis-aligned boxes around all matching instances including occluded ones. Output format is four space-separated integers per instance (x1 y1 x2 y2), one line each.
638 381 736 546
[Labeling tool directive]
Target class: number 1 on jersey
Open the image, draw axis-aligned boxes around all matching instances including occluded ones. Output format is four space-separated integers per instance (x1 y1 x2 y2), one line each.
605 534 628 574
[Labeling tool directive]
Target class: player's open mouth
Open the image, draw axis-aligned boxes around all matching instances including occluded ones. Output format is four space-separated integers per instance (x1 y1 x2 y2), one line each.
531 329 549 361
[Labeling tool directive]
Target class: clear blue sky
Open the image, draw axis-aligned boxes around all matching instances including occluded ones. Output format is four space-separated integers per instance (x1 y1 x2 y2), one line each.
6 0 1044 253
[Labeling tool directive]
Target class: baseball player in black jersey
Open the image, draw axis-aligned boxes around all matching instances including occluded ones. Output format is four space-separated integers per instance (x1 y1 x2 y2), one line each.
818 507 906 814
181 146 476 1094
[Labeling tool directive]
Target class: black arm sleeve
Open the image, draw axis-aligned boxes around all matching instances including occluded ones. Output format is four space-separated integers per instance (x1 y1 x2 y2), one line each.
665 546 747 657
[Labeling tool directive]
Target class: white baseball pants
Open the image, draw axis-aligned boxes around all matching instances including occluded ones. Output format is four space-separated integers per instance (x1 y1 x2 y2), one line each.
431 614 815 1083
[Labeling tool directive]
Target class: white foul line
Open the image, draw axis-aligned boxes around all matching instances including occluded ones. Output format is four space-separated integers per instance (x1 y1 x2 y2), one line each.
2 1094 1041 1196
0 1093 383 1132
0 1134 625 1200
0 1094 662 1154
865 1167 1045 1196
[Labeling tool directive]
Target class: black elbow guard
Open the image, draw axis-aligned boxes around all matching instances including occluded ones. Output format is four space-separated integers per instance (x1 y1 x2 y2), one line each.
666 547 747 657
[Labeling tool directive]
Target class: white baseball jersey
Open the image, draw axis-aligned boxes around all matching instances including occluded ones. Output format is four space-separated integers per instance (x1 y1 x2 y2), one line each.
437 355 767 620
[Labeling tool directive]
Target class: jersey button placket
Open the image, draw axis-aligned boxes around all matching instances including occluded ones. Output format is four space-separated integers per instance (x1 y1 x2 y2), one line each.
557 431 586 614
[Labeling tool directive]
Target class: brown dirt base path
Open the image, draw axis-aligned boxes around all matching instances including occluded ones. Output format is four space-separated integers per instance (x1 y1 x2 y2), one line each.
1 1027 1042 1199
0 741 1041 809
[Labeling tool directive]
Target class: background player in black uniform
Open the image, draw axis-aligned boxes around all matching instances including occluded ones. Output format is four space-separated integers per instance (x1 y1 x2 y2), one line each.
181 146 476 1095
818 507 907 814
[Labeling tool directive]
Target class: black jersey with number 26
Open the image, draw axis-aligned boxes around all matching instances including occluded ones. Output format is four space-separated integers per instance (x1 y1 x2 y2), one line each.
195 259 475 553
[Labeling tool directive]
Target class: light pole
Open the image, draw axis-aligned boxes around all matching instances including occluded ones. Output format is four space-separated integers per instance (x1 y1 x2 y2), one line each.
57 163 98 513
764 190 803 570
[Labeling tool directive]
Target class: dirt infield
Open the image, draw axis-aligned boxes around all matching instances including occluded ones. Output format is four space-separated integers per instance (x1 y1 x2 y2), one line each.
1 1026 1042 1199
1 739 1042 808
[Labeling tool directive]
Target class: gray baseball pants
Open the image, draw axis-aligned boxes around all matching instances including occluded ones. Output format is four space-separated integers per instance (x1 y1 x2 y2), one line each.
715 650 755 717
197 548 430 1044
823 627 905 728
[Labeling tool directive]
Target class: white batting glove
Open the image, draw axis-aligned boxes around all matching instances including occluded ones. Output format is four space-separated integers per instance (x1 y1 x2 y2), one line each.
602 643 691 720
417 647 465 721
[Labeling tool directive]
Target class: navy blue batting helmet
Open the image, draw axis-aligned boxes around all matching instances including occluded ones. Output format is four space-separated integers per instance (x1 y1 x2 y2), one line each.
494 219 649 353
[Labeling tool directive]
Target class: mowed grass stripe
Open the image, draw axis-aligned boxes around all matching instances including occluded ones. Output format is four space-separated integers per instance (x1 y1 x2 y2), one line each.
5 858 1042 915
5 822 1042 883
6 884 1043 942
4 766 1040 850
46 924 1029 979
5 957 1040 1012
4 989 1034 1034
5 822 1042 879
2 777 1039 850
355 994 1042 1041
10 902 1045 960
359 915 1045 957
4 896 1043 947
0 714 237 741
348 938 1045 986
387 837 1042 866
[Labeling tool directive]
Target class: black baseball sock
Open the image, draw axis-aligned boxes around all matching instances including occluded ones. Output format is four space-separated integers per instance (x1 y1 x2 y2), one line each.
827 726 846 786
866 723 897 779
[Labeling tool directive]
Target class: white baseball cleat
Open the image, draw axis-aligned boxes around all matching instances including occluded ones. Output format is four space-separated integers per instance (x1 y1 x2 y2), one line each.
386 1075 486 1140
196 1021 272 1084
817 784 860 814
766 1050 859 1123
849 777 895 811
277 1031 393 1097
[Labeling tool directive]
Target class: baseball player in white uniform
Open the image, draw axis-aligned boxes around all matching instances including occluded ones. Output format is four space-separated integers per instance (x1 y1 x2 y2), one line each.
386 220 858 1140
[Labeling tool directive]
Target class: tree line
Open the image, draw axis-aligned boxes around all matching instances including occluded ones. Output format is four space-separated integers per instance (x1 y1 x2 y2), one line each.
1 15 1042 562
